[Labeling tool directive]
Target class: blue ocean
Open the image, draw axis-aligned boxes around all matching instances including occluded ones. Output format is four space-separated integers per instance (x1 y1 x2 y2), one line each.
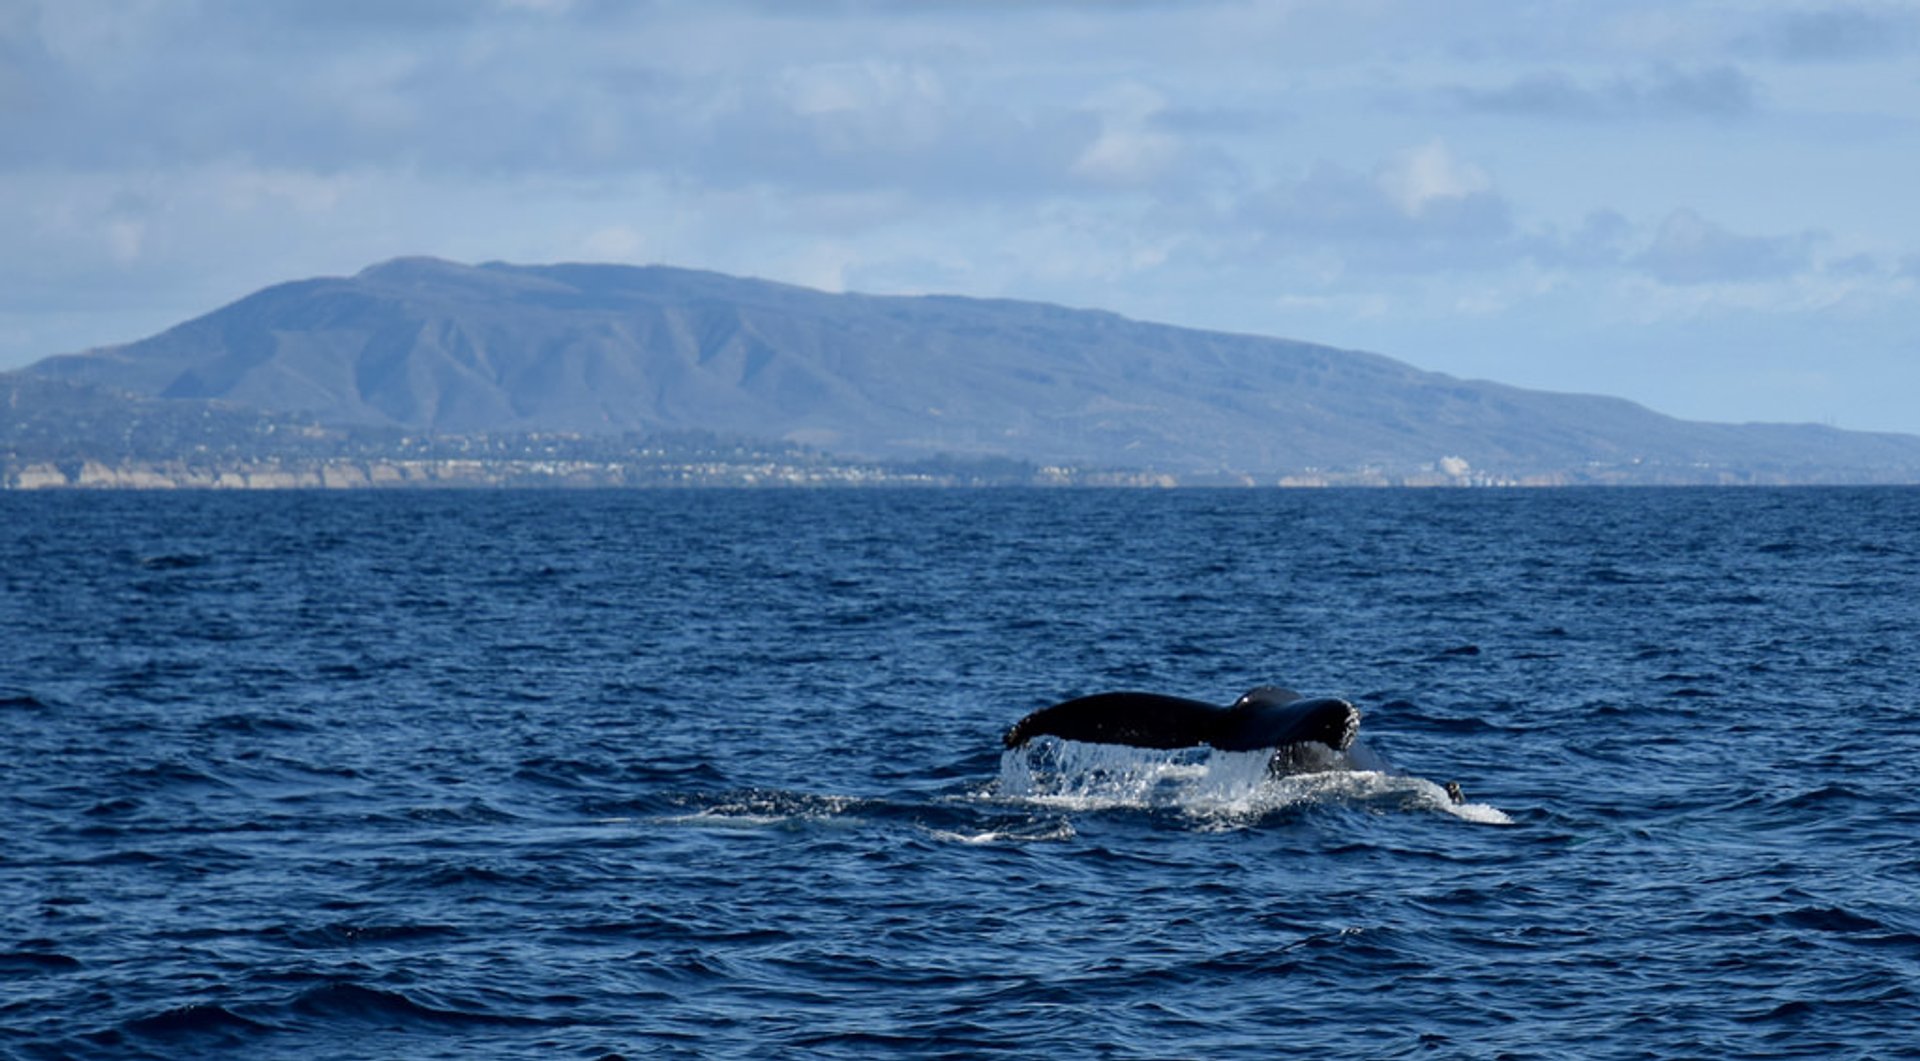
3 488 1916 1059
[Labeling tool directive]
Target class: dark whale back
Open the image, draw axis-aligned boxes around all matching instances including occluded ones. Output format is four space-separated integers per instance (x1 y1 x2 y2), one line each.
1003 686 1359 754
1001 691 1223 750
1212 687 1359 752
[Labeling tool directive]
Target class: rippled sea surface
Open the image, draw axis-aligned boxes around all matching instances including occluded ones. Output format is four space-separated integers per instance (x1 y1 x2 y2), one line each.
3 488 1918 1059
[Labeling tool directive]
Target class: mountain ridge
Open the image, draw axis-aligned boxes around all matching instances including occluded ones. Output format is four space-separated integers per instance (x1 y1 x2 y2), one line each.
21 256 1920 482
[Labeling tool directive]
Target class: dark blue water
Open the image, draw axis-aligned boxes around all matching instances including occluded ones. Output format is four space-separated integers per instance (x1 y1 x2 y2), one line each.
3 488 1917 1059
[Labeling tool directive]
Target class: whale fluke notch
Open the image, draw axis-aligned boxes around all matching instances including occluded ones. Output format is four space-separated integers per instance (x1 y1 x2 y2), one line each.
1003 686 1360 756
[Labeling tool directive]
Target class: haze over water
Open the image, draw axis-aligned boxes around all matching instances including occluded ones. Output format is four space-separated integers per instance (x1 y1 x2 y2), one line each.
3 488 1917 1058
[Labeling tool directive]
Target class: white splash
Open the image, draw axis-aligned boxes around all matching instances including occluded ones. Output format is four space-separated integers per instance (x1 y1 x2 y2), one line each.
994 740 1511 827
926 820 1079 845
657 791 866 830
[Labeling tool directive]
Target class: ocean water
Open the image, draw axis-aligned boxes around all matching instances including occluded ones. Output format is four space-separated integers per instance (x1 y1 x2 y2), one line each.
2 487 1916 1060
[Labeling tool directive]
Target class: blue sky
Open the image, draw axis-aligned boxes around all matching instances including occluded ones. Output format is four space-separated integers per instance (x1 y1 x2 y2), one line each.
5 0 1918 433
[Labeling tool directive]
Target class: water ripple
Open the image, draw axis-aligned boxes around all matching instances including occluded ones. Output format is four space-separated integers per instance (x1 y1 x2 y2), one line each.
2 488 1917 1058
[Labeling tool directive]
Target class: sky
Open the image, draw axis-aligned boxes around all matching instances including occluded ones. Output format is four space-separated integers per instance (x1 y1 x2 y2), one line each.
5 0 1919 434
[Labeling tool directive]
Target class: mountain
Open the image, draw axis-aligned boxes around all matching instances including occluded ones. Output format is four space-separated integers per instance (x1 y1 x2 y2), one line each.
21 256 1920 482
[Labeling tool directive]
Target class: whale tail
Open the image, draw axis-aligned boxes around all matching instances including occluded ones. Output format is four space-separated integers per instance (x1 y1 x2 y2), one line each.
1002 691 1223 749
1216 694 1359 753
1003 686 1360 756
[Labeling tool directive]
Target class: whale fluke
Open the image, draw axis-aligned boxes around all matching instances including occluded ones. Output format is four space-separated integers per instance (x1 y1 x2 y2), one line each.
1004 686 1359 757
1002 691 1225 750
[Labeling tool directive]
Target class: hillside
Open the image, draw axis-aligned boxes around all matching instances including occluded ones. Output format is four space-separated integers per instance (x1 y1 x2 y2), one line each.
22 257 1920 482
0 376 1074 489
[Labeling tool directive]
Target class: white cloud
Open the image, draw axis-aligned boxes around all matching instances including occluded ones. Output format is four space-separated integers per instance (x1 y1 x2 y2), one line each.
1240 144 1516 273
578 224 648 262
104 218 144 264
780 61 945 119
1378 140 1492 217
785 242 858 294
1068 82 1182 185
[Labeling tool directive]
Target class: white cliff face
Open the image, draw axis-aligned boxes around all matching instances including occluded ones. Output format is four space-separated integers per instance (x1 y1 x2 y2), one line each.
12 464 69 489
5 456 1086 490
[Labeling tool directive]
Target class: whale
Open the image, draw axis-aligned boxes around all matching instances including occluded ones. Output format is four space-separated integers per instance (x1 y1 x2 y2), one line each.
1003 686 1360 768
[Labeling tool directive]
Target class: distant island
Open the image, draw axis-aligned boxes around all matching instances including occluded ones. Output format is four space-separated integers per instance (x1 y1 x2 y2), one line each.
7 257 1920 488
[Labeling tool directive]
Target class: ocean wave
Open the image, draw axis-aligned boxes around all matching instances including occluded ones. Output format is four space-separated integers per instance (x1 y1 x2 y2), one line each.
278 981 545 1028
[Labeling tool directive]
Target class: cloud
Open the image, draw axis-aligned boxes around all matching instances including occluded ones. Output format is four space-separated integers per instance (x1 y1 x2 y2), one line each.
1741 8 1918 62
1449 64 1758 120
1377 140 1492 215
1068 83 1184 186
1238 155 1836 296
689 67 1111 199
1245 142 1515 271
1 5 1145 202
1633 208 1821 285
